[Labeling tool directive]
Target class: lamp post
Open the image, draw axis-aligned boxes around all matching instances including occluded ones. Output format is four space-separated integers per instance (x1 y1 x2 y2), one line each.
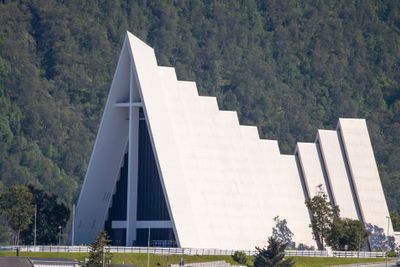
386 215 390 267
147 227 151 267
34 204 37 247
71 204 75 246
58 226 62 245
357 230 361 267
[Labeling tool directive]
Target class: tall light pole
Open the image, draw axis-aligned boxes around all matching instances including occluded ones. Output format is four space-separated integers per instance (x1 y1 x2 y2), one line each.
34 204 37 247
58 226 62 245
147 227 151 267
357 230 361 267
386 215 390 267
71 204 75 246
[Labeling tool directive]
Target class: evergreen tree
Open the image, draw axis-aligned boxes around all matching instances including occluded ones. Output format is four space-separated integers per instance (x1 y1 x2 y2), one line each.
254 237 294 267
85 231 112 267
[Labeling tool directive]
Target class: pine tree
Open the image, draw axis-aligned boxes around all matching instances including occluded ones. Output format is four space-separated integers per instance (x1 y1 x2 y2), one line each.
85 231 112 267
253 237 295 267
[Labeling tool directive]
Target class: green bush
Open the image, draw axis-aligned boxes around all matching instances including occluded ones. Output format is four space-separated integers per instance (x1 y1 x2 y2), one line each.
232 251 248 265
387 250 397 258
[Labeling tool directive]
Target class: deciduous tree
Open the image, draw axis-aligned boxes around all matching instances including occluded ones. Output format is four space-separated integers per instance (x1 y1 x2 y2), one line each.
0 185 34 245
325 218 369 251
271 216 294 249
305 185 339 250
366 223 396 252
20 185 70 245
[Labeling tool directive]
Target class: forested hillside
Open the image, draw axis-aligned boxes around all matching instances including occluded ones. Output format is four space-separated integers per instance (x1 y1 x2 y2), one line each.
0 0 399 214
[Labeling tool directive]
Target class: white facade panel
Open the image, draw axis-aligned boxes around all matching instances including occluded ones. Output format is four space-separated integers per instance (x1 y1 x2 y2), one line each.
218 111 240 126
338 119 394 235
317 130 359 220
262 152 315 247
260 139 280 156
134 49 200 247
296 143 330 199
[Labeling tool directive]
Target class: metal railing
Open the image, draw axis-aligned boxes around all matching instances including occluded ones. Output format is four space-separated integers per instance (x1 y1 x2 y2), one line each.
284 250 329 257
332 251 386 258
0 245 388 258
0 246 252 255
170 260 230 267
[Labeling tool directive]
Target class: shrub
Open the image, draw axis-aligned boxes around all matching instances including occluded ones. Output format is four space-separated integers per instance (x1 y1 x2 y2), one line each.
232 251 248 265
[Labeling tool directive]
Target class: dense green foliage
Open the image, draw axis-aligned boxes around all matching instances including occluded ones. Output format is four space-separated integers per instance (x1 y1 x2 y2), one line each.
0 185 34 245
0 184 68 245
232 251 248 266
390 212 400 231
325 218 369 251
21 185 70 245
0 0 400 216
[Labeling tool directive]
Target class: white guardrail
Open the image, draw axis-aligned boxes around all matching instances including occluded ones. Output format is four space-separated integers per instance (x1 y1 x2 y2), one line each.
0 246 387 258
332 251 386 258
0 246 252 255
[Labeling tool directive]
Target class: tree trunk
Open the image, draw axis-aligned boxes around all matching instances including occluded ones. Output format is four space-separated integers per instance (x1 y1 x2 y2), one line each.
13 231 17 246
15 230 20 246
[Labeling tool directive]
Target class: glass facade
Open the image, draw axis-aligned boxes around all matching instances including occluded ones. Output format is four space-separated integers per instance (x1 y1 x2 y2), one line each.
104 113 175 246
104 153 128 245
135 228 176 247
136 119 170 221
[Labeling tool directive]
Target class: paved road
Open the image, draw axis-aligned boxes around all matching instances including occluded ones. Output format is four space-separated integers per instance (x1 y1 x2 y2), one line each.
357 263 396 267
333 262 397 267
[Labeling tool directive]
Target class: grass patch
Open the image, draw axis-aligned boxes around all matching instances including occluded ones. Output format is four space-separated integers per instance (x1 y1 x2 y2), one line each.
292 256 385 267
0 251 237 266
0 251 386 267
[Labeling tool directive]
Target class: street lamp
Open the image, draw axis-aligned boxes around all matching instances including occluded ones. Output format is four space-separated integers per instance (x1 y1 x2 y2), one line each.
58 226 62 245
386 216 390 267
357 230 361 267
147 227 151 267
34 204 37 247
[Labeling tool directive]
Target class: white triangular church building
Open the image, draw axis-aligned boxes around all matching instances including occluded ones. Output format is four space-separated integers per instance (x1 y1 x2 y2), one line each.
74 32 394 250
